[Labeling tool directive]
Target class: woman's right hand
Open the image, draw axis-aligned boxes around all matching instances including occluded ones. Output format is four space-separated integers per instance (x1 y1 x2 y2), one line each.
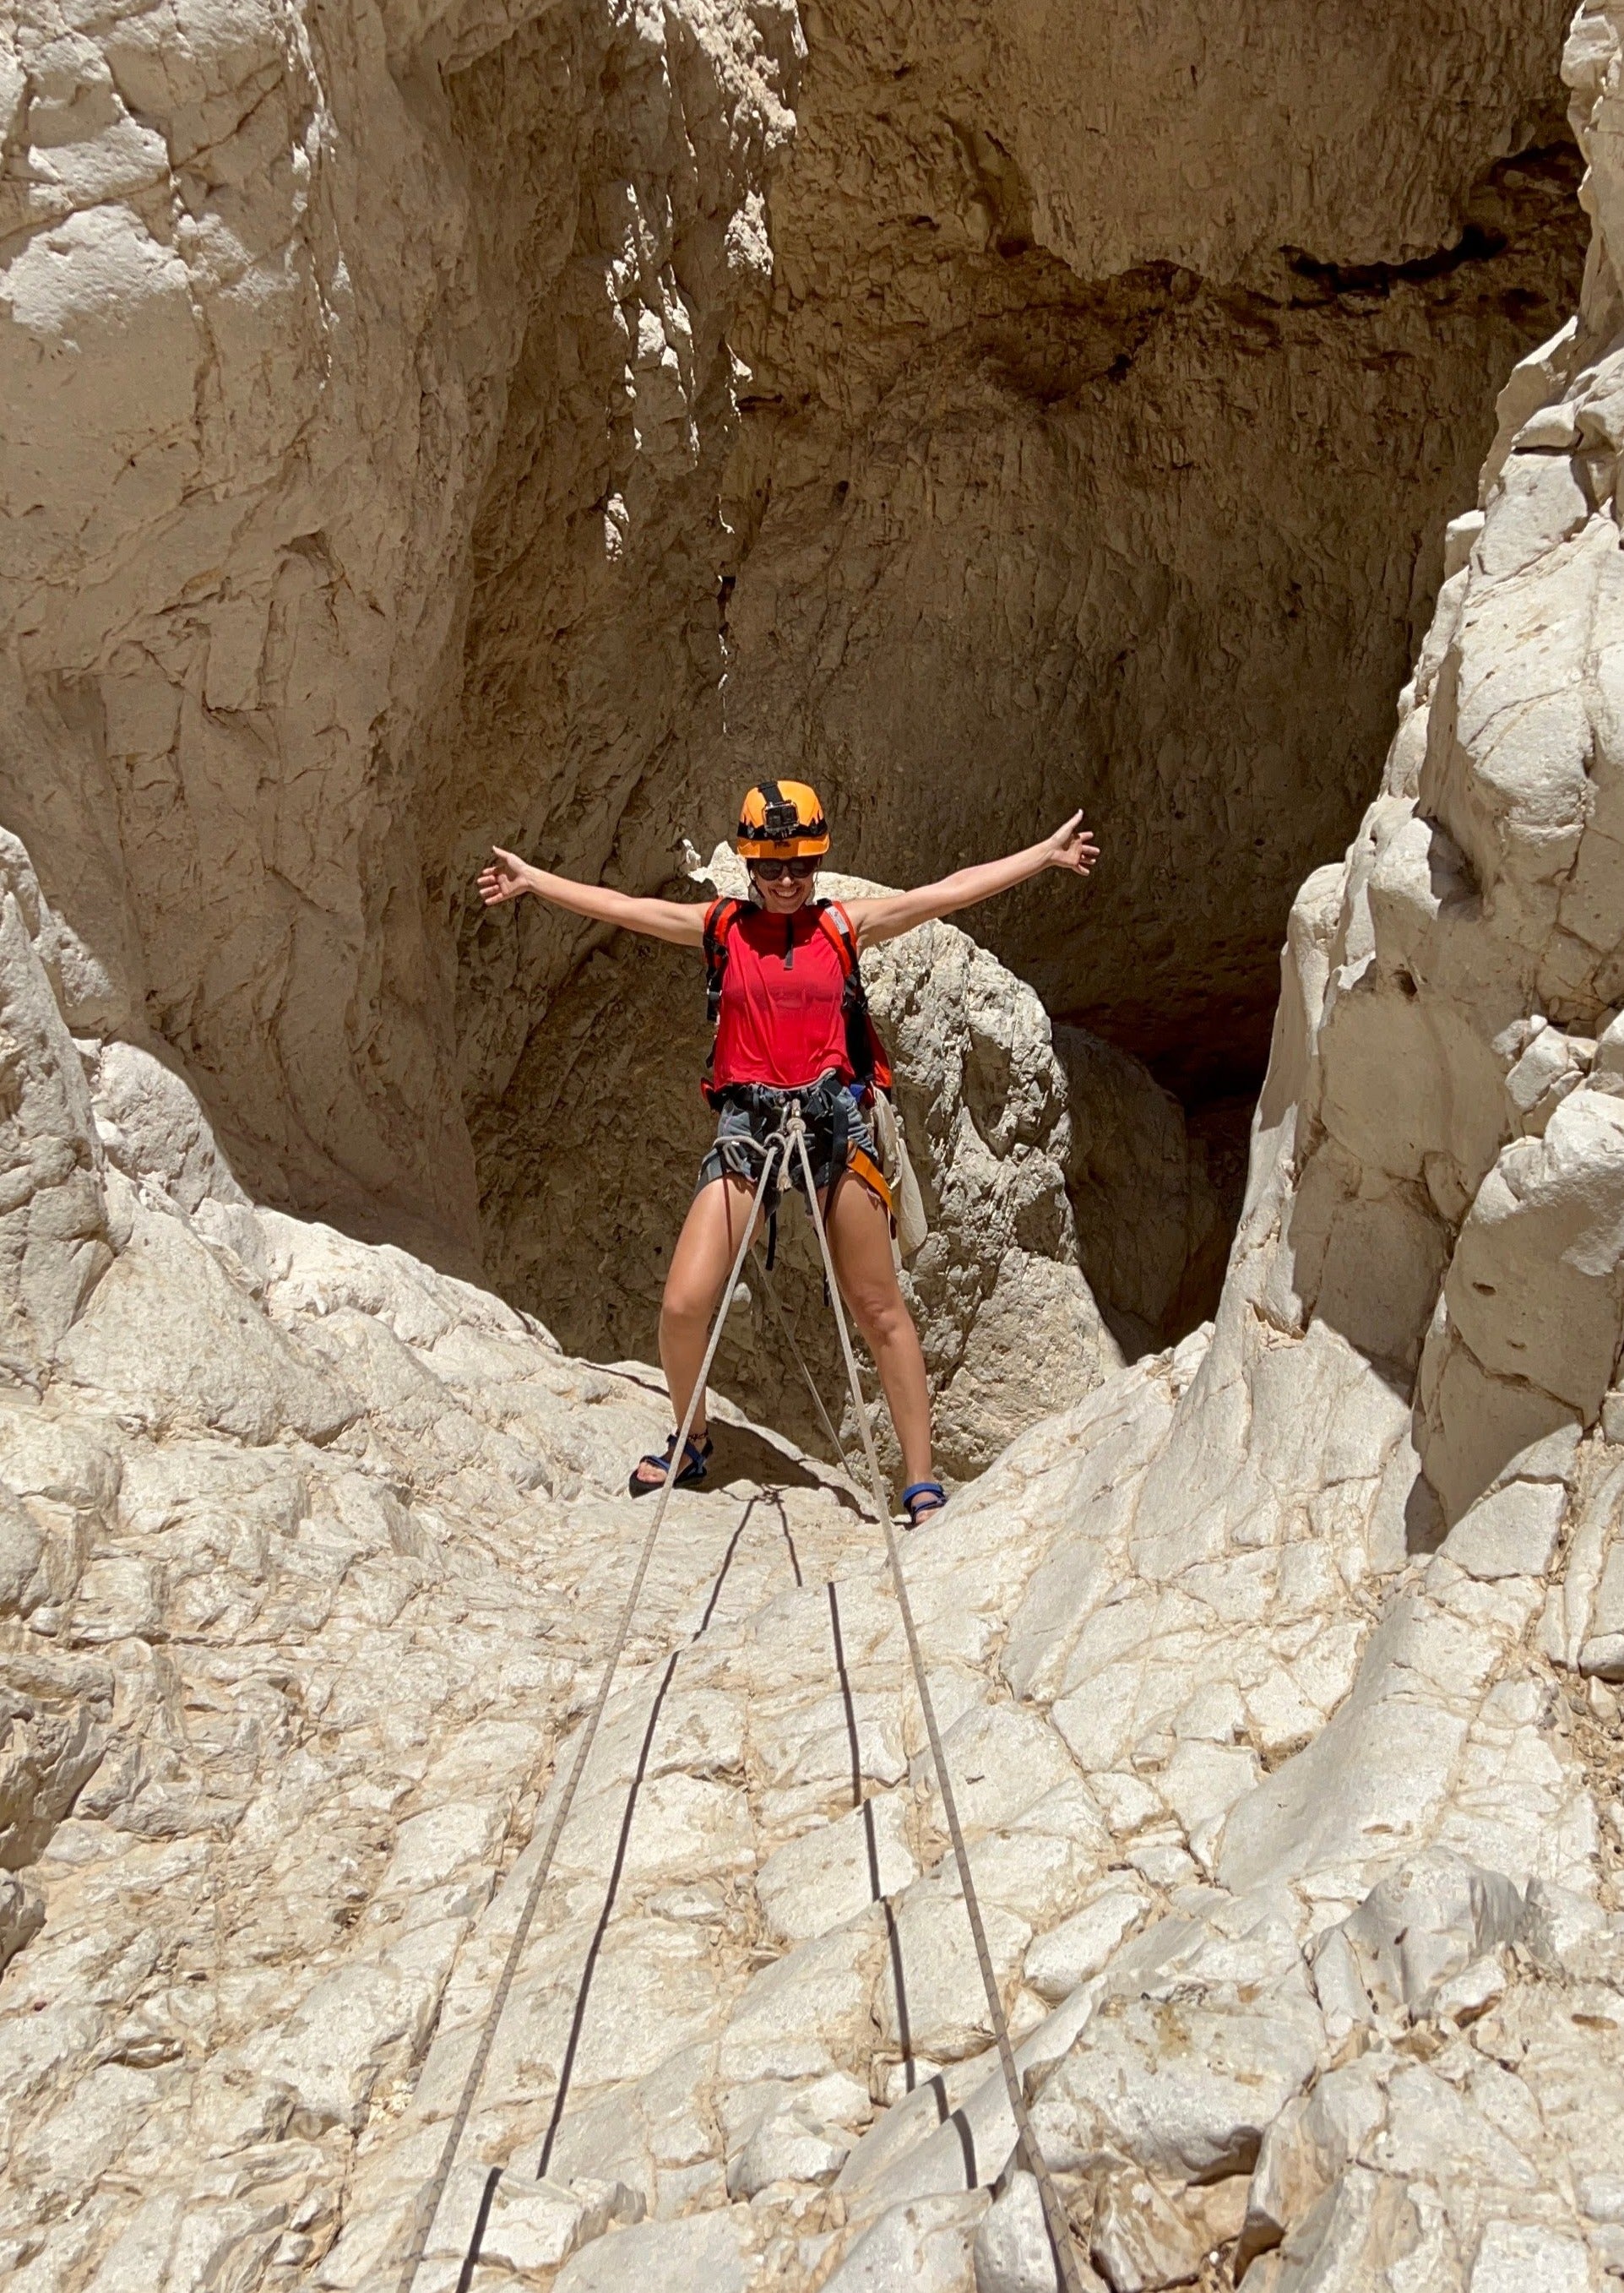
479 847 533 906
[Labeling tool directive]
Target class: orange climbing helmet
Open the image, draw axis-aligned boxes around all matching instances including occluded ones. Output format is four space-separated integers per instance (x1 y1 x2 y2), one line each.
735 779 830 859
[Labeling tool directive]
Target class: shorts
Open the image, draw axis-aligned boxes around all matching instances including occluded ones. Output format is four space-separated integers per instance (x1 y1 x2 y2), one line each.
697 1079 890 1219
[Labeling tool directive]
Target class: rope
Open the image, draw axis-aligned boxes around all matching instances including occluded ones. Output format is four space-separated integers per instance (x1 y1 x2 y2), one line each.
394 1135 786 2293
789 1111 1088 2293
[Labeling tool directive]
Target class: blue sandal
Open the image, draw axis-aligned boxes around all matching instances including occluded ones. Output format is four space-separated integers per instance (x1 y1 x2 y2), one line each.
902 1479 947 1528
629 1431 713 1497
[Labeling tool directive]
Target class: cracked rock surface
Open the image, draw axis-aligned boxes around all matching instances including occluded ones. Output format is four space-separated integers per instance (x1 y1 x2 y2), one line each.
5 474 1624 2293
8 3 1624 2293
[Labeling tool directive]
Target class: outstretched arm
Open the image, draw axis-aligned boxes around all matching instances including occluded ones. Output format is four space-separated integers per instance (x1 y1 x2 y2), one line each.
477 848 707 948
847 812 1099 951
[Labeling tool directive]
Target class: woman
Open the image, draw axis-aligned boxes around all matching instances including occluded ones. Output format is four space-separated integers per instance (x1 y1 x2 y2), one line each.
478 782 1099 1523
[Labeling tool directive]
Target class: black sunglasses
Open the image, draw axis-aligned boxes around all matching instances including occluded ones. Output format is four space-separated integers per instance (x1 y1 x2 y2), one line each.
751 856 819 881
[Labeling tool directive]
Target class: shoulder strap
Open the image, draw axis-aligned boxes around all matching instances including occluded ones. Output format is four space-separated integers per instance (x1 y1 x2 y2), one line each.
703 897 743 1026
812 899 893 1094
703 896 743 959
813 899 859 978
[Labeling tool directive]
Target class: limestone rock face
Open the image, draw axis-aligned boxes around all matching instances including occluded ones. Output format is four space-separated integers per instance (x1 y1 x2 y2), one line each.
701 0 1588 1090
10 6 1624 2293
0 0 801 1263
464 3 1588 1301
824 867 1123 1475
0 834 117 1373
1224 0 1624 1543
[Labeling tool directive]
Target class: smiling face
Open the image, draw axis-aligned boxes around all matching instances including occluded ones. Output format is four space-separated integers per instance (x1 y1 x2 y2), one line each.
747 856 820 914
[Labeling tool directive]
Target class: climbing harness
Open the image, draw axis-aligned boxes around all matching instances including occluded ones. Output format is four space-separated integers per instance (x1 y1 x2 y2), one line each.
703 1073 893 1232
396 1100 1085 2293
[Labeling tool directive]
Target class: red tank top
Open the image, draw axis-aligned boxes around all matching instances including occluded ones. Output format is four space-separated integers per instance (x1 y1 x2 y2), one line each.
709 903 854 1090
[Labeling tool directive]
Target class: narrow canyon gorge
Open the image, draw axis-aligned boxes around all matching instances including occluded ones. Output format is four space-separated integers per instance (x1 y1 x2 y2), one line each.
3 1 1624 2290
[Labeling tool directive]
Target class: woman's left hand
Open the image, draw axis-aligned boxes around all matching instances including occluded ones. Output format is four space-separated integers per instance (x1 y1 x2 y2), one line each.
1046 810 1100 878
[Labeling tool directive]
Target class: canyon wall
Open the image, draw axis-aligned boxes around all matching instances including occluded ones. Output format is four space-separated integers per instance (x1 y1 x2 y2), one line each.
464 0 1589 1352
0 0 1589 1325
710 0 1586 1093
2 0 801 1265
6 4 1624 2293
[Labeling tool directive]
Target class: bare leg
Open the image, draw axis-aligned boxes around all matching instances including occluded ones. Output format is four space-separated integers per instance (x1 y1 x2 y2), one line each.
822 1176 935 1490
634 1176 762 1488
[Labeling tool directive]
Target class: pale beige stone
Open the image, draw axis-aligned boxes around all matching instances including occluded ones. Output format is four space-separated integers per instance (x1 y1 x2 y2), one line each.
5 14 1624 2293
1028 1991 1322 2187
1089 2165 1207 2293
1024 1885 1153 2007
823 2190 989 2293
552 2208 758 2293
1442 1484 1569 1583
756 1794 917 1946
